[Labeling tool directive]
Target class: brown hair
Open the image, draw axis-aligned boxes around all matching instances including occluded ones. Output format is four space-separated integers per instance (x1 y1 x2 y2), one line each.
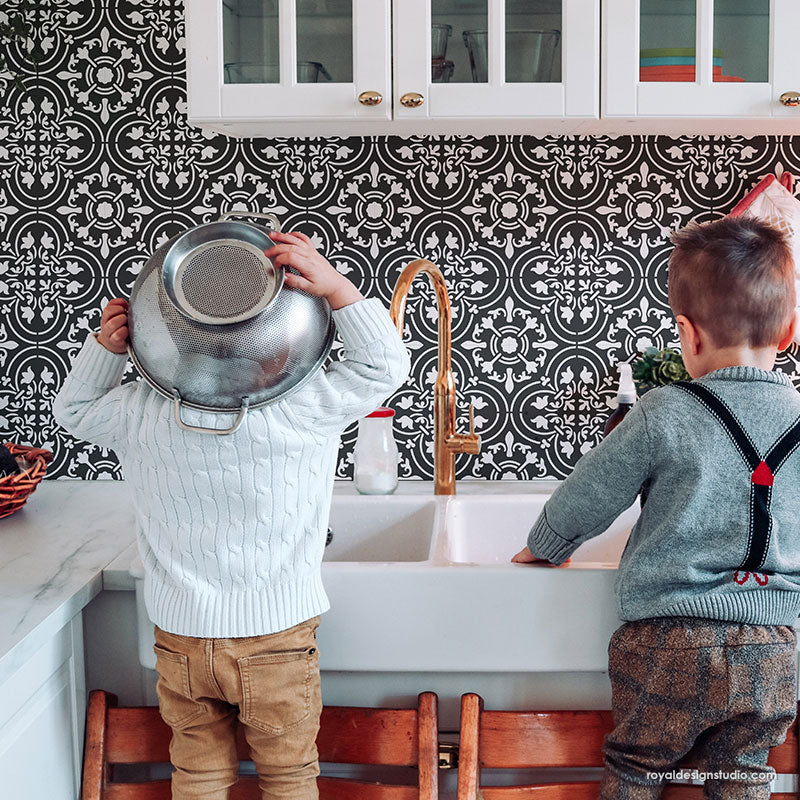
668 216 795 348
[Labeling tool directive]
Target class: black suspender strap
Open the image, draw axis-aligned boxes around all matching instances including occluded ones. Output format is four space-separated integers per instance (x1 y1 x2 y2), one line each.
674 381 800 575
765 417 800 475
674 382 760 471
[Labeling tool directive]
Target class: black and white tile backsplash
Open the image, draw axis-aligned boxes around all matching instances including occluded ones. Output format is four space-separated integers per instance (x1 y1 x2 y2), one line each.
3 1 800 481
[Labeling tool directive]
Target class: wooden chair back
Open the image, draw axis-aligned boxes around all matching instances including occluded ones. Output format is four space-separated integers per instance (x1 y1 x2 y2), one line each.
456 693 800 800
81 689 438 800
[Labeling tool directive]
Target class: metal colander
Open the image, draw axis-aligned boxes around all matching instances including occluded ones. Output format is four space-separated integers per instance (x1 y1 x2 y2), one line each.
128 212 334 435
177 243 272 322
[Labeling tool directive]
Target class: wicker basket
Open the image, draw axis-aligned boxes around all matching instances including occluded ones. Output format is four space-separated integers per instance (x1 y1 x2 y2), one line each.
0 443 53 520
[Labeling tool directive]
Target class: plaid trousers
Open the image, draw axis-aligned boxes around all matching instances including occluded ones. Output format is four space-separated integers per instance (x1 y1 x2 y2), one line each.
598 617 797 800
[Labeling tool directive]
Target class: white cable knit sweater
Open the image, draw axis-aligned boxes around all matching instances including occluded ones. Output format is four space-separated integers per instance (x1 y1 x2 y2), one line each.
53 298 410 638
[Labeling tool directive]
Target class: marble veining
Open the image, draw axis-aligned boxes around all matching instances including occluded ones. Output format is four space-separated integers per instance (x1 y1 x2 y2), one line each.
0 481 135 683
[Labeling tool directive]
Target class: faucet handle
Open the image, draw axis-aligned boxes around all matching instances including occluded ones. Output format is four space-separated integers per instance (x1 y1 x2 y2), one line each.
446 402 481 455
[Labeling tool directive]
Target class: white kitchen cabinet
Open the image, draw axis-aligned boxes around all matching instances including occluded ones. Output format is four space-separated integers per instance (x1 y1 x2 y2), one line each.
188 0 392 130
187 0 800 136
186 0 599 136
603 0 800 130
0 615 86 800
393 0 598 125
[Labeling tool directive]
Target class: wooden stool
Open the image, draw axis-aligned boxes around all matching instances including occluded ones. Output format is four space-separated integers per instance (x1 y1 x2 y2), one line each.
81 689 439 799
456 693 799 799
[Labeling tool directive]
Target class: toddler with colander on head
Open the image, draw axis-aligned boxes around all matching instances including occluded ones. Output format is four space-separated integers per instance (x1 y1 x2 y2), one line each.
53 230 410 800
513 216 800 799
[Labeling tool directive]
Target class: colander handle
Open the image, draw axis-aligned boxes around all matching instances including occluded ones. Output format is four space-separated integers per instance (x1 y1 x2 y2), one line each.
218 211 281 233
173 392 250 436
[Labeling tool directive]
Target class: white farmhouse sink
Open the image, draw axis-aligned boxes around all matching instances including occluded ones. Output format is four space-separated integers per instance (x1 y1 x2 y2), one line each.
323 496 436 562
130 483 638 674
442 495 639 566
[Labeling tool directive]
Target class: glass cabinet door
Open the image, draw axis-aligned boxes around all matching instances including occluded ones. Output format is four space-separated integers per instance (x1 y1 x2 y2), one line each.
639 0 768 85
393 0 598 122
187 0 390 123
604 0 800 119
223 0 354 86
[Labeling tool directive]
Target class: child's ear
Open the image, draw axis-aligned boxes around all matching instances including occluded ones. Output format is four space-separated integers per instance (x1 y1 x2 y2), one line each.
676 314 701 356
777 313 797 351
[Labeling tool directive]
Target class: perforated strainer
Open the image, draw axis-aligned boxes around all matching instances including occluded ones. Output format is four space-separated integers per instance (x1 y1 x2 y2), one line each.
128 212 334 435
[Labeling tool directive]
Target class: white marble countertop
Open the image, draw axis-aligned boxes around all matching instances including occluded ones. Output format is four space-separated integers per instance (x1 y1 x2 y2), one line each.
0 478 557 684
0 481 135 684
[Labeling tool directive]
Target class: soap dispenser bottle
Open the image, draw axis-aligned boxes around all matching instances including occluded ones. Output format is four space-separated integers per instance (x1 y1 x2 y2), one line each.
603 363 637 436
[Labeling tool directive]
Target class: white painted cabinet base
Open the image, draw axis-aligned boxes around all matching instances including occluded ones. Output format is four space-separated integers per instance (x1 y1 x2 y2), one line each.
0 616 85 800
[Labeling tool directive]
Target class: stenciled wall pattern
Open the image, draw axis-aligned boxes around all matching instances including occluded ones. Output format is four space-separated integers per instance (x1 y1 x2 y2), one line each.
3 1 800 481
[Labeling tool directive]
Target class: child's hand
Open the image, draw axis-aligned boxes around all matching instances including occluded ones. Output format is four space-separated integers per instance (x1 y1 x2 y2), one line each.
264 231 364 310
96 298 129 354
511 546 571 567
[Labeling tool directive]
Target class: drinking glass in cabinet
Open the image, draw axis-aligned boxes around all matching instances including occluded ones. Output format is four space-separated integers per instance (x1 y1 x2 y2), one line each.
296 0 353 83
505 0 561 83
463 29 560 84
431 58 455 83
223 61 331 84
223 0 353 84
431 0 561 84
223 0 279 84
431 0 487 83
432 23 452 59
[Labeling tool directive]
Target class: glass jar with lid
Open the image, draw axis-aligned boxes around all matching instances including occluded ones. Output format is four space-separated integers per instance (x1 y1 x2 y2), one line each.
353 407 399 495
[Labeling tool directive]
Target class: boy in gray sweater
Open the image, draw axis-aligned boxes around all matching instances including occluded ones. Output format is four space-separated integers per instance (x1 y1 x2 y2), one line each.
513 217 800 799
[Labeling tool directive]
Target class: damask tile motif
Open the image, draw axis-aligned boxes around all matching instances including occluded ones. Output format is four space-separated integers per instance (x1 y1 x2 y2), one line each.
306 138 440 478
566 137 715 453
319 139 430 267
171 136 304 229
0 341 41 450
710 137 780 213
1 213 39 337
433 137 579 478
1 97 38 209
461 279 580 479
33 1 182 158
106 1 184 74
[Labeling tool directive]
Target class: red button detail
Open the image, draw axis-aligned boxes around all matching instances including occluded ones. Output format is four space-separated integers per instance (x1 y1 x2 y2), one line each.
751 460 774 486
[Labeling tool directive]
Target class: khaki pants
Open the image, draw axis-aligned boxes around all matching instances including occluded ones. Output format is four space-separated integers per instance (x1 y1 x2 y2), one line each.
153 617 322 800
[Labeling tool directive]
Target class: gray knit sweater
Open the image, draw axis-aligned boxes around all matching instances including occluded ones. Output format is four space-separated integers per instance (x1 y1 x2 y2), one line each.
528 366 800 626
53 298 410 638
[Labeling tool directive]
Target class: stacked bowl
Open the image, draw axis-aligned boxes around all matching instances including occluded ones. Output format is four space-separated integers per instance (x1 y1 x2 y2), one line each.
639 47 743 82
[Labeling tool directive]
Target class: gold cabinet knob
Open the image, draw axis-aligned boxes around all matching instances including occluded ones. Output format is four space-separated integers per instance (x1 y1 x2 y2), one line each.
400 92 424 108
358 90 383 106
780 91 800 107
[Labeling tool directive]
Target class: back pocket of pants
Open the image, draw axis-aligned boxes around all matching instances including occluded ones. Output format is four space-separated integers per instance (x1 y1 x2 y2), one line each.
237 647 316 736
153 645 206 729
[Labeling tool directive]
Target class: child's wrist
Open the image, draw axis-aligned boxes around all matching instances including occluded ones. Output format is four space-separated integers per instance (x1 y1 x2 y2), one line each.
326 280 363 310
95 331 126 355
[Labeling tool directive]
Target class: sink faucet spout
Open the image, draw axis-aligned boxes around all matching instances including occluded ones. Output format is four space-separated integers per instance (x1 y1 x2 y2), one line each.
390 259 480 495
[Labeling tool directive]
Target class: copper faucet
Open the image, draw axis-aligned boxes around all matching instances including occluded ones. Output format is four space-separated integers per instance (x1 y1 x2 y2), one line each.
390 260 480 495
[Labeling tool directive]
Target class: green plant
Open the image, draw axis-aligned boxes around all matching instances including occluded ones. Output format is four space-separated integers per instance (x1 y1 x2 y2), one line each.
631 347 690 394
0 2 39 90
